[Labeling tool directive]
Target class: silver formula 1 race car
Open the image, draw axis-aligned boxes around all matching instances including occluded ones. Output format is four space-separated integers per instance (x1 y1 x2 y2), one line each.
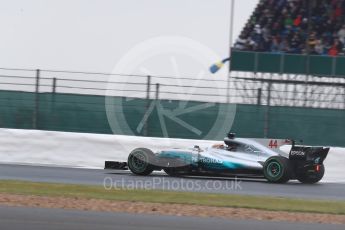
105 133 330 184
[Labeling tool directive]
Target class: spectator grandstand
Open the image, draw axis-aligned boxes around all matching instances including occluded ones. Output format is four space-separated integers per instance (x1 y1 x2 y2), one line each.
234 0 345 56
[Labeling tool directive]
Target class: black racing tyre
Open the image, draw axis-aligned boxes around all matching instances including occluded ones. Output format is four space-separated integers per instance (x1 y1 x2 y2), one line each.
127 148 155 176
296 164 325 184
263 156 292 183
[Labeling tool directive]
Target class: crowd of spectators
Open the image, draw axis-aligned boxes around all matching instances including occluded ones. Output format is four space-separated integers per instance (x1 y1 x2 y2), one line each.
234 0 345 56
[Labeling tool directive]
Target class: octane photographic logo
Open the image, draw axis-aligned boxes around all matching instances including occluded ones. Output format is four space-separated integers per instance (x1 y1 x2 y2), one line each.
103 176 242 192
105 36 236 152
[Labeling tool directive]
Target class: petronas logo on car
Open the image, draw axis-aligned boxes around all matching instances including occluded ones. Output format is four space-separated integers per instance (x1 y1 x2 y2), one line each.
199 158 223 164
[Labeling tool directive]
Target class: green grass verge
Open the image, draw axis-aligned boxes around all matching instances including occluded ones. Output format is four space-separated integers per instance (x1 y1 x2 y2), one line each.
0 180 344 215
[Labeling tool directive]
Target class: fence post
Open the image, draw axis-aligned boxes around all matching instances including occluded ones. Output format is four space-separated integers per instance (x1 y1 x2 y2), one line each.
254 52 259 73
33 69 40 129
257 88 262 105
332 57 337 77
52 78 57 94
155 83 160 100
264 82 272 138
52 78 57 113
343 84 345 110
143 75 151 136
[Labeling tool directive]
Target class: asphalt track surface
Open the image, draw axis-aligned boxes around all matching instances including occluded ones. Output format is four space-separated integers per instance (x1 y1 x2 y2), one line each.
0 164 345 200
0 206 343 230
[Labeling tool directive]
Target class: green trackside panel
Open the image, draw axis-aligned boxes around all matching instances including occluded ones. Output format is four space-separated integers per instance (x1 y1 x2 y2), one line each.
283 54 306 74
231 51 256 72
231 51 345 77
118 98 233 140
0 90 345 146
38 93 112 134
226 104 345 146
310 56 333 76
268 106 345 146
164 101 222 139
335 57 345 76
229 105 266 137
257 53 281 73
268 107 316 142
0 91 35 129
144 101 199 139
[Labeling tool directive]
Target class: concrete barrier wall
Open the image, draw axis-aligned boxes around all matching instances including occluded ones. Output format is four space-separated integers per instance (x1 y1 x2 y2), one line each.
0 128 344 183
0 128 215 168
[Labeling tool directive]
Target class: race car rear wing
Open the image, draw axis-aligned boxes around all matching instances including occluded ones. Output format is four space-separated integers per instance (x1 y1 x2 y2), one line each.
289 145 330 164
251 138 330 163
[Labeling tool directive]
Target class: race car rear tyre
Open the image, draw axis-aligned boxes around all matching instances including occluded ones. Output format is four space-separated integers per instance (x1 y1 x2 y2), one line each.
128 148 155 176
296 164 325 184
263 156 291 183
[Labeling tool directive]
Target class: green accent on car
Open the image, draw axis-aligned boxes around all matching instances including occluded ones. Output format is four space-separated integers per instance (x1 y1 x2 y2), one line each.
158 151 196 165
266 161 282 179
202 160 246 170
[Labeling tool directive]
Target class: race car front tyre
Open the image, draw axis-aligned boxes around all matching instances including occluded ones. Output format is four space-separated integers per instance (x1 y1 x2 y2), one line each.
128 148 155 176
296 164 325 184
263 156 291 183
